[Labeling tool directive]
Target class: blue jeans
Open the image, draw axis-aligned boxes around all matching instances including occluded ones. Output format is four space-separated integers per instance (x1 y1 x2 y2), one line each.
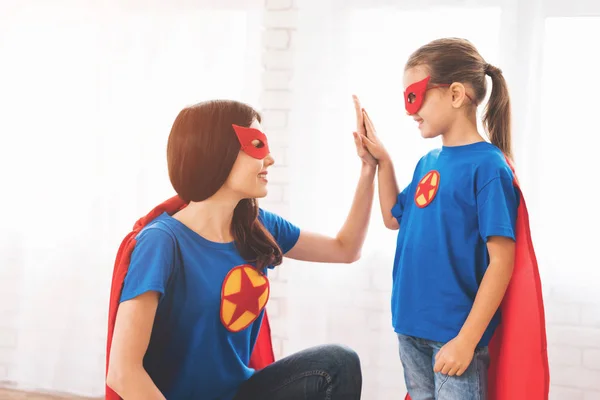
397 334 490 400
233 344 362 400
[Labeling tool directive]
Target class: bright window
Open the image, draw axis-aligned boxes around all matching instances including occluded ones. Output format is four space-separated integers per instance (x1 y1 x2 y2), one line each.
538 17 600 286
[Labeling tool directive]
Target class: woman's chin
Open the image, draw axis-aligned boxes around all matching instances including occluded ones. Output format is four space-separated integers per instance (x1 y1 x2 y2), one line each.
253 187 268 199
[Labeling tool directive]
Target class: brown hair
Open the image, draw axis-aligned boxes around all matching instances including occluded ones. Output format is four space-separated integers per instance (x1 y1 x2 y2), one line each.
167 100 282 272
406 38 512 158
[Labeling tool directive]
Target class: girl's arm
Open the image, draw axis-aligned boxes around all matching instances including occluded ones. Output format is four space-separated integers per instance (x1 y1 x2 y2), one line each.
375 158 401 230
458 236 515 344
361 109 400 230
107 292 166 400
433 236 515 376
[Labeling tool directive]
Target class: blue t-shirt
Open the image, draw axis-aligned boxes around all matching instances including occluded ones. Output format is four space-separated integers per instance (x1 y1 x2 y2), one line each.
391 142 519 347
120 209 300 399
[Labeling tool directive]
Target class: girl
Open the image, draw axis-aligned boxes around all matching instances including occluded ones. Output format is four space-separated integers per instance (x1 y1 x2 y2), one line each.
357 38 521 399
106 99 374 399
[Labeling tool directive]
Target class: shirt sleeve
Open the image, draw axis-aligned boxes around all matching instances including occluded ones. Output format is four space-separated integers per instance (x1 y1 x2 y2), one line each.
120 226 177 303
476 174 519 242
391 184 411 223
258 208 301 254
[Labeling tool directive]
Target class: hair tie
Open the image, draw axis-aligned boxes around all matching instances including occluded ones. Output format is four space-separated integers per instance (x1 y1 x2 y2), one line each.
484 63 503 76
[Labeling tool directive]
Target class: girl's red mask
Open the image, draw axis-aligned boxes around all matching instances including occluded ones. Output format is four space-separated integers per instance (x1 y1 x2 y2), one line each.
404 76 432 115
404 76 451 115
232 124 270 159
404 76 475 115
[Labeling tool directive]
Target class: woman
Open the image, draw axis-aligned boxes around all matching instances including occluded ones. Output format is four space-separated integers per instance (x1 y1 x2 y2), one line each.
106 97 375 399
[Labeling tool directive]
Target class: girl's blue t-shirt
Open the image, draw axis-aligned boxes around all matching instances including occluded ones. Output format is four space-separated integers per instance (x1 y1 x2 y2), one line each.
391 142 519 347
120 209 300 399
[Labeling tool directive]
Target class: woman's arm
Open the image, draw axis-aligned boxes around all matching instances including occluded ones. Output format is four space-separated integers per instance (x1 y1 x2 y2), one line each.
284 96 376 264
285 162 376 263
107 292 166 400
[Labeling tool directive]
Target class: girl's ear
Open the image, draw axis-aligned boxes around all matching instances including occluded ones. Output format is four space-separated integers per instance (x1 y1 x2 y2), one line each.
449 82 468 108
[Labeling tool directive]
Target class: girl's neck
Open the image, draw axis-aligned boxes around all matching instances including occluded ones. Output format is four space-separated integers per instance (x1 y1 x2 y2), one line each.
172 190 241 243
441 116 485 147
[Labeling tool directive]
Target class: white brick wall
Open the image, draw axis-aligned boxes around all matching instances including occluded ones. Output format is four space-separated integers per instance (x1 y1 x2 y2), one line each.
584 350 600 371
258 5 405 395
262 70 293 90
259 0 297 362
265 0 293 11
546 286 600 398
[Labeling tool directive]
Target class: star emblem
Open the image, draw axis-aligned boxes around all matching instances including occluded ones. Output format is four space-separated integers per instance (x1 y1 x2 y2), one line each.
414 170 440 208
220 265 270 333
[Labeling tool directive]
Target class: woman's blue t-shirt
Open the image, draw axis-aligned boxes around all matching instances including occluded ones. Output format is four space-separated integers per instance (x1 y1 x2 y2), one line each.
120 209 300 399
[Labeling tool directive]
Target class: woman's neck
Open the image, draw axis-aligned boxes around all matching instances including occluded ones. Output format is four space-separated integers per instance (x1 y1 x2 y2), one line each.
173 191 241 243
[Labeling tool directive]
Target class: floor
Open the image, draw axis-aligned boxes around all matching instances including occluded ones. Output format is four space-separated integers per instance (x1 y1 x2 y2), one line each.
0 389 101 400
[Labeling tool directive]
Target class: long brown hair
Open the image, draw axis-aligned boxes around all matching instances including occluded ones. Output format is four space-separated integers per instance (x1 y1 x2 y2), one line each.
166 100 283 272
406 38 512 158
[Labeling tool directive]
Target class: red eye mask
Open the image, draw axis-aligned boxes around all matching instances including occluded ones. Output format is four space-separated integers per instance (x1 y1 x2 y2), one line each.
404 76 475 114
404 76 432 115
232 124 270 159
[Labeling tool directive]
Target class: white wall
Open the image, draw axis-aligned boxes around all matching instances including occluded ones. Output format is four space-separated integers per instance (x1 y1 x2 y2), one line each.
257 0 298 360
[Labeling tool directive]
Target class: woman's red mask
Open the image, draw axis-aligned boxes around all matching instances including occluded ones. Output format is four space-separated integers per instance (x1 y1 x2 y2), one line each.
232 124 270 159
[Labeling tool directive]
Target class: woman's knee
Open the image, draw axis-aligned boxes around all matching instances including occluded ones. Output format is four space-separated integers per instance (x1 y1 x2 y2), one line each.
319 344 362 373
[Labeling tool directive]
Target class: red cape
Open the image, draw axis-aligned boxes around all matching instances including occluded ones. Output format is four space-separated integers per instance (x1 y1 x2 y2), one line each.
105 196 275 400
406 157 549 399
